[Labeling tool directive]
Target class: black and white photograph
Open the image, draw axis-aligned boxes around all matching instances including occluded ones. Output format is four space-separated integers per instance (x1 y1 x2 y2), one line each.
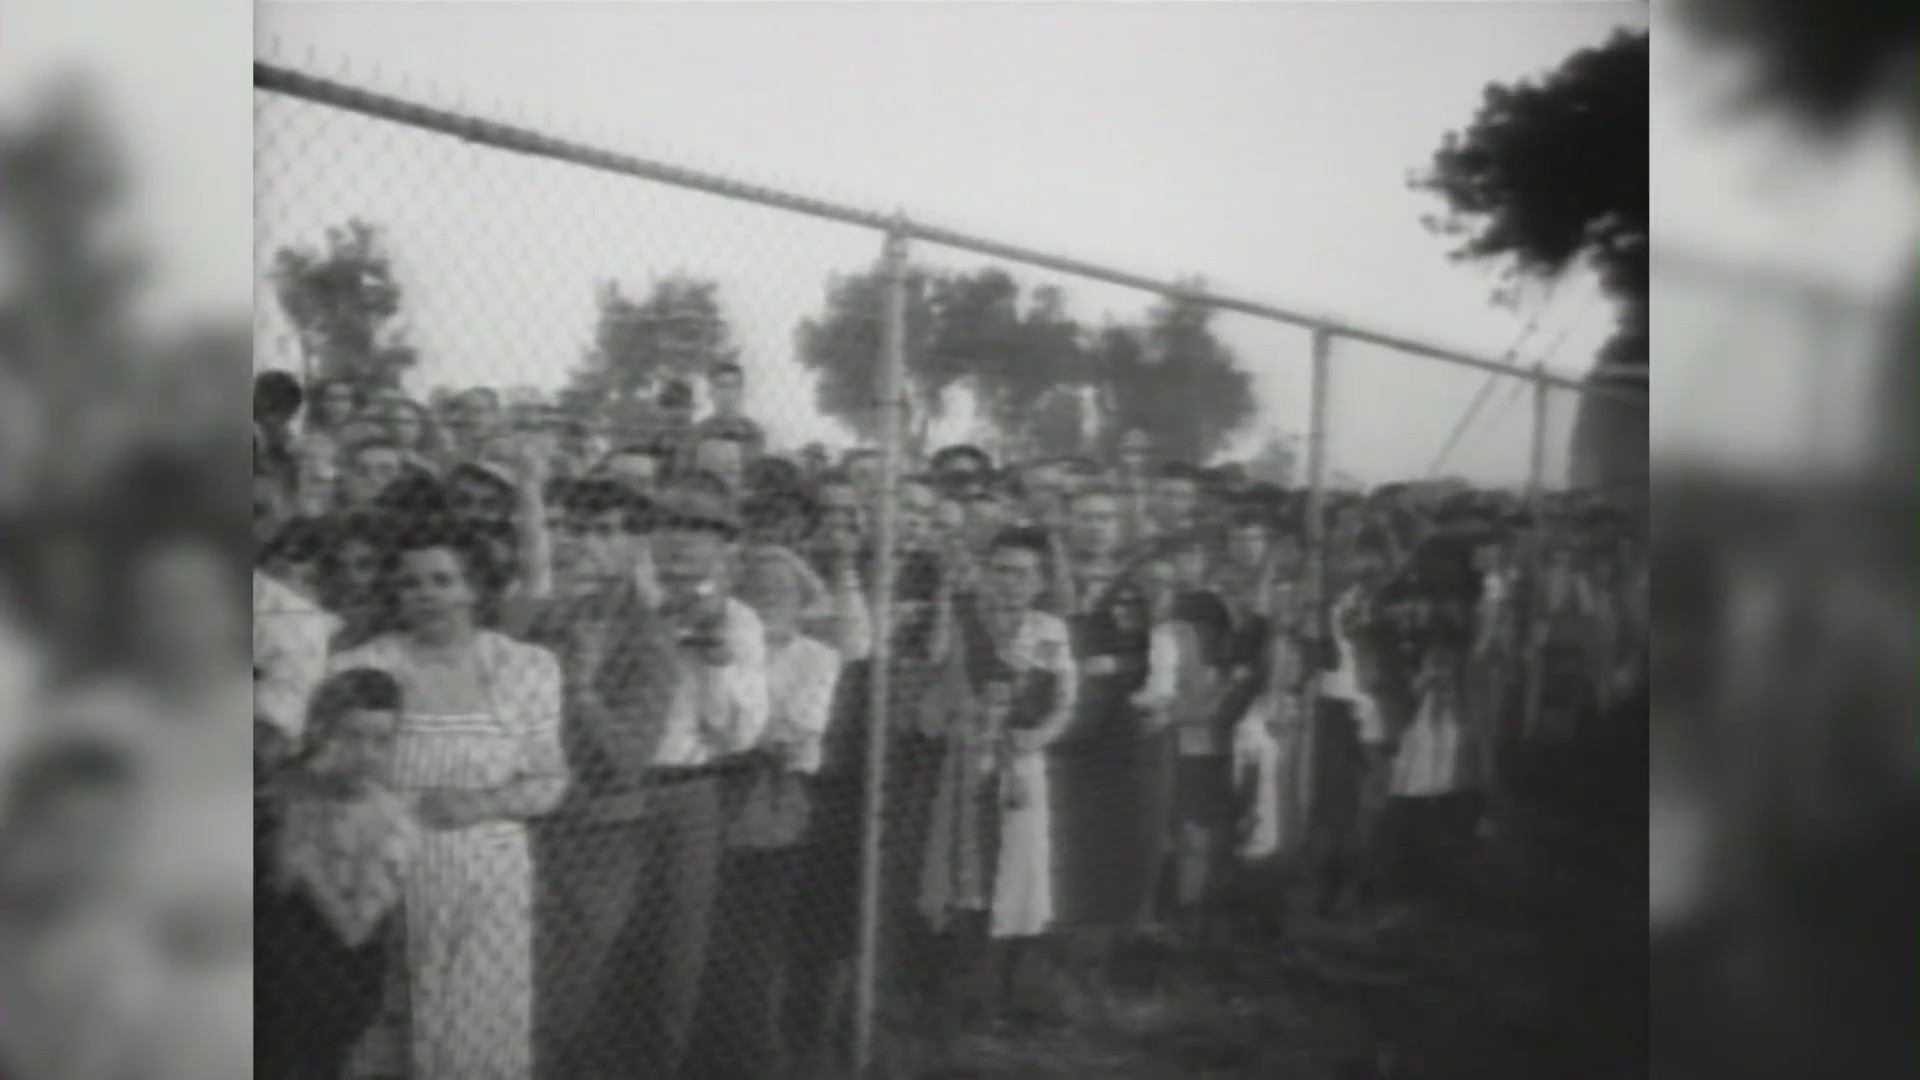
247 6 1655 1075
1 0 1917 1078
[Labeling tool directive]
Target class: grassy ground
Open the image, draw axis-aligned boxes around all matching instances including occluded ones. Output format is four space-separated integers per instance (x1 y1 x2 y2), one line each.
877 723 1647 1079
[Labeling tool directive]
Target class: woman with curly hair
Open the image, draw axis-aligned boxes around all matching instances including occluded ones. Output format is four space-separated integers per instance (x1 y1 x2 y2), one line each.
330 517 569 1079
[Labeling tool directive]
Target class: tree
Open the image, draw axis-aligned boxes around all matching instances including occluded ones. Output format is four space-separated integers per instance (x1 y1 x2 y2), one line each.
1415 28 1648 501
1089 287 1259 464
565 275 742 439
795 269 903 446
945 278 1086 442
1413 29 1647 363
792 267 1035 448
797 266 1255 464
269 218 419 390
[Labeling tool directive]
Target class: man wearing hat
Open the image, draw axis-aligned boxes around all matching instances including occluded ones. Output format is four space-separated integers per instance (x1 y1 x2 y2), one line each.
447 435 556 607
620 477 771 1077
928 443 995 497
517 476 681 1077
594 441 675 497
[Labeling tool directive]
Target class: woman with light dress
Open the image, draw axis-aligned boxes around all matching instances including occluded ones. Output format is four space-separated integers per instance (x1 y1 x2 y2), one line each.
1379 635 1487 913
332 517 570 1080
919 527 1078 1027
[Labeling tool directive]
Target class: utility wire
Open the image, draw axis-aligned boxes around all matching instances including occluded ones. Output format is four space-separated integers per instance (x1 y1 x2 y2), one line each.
1427 286 1599 477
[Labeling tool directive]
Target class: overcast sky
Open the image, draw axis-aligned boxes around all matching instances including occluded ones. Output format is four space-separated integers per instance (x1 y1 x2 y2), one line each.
247 1 1667 485
8 1 1910 484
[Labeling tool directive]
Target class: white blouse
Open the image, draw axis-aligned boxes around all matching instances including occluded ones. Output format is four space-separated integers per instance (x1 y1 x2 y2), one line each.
254 571 337 741
760 635 844 775
1135 620 1223 756
1000 609 1077 752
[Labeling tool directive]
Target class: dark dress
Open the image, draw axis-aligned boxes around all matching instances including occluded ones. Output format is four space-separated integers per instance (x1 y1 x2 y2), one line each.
874 552 950 996
1163 588 1248 910
1048 578 1164 931
785 551 946 1042
254 790 392 1080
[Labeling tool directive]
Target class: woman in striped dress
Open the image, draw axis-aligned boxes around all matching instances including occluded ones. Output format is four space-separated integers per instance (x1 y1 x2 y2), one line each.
332 519 569 1080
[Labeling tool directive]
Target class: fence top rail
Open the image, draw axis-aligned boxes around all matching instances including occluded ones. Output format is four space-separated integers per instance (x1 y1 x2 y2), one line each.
254 60 1645 403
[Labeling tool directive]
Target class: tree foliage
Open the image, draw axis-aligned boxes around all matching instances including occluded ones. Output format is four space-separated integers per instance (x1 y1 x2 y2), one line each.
1417 29 1650 501
1090 288 1259 463
270 219 419 390
794 267 1055 448
1414 27 1648 369
796 266 1255 463
565 275 742 438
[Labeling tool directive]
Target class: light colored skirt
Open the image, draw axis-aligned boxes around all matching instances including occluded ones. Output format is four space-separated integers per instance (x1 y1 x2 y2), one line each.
1390 699 1484 799
1236 689 1315 864
921 745 1055 940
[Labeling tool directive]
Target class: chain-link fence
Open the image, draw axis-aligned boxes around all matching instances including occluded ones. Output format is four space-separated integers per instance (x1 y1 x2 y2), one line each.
254 57 1651 1080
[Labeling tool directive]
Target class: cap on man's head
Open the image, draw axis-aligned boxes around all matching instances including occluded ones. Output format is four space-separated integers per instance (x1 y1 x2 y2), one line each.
944 472 1006 504
930 444 994 476
651 486 741 538
448 459 518 495
744 455 806 496
560 475 652 525
453 387 501 412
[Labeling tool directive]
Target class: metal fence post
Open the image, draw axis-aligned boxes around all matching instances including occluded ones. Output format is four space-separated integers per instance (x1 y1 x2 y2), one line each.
1522 362 1548 739
1296 328 1332 836
852 218 909 1078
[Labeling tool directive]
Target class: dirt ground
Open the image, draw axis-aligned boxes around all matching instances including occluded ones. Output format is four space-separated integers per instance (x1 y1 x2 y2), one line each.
886 722 1647 1080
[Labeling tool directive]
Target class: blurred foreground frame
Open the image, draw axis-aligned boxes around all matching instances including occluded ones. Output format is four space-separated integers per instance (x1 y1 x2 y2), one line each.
0 75 250 652
1652 1 1918 1078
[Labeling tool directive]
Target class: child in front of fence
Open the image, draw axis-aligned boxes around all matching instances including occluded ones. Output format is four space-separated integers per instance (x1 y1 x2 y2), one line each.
257 668 417 1080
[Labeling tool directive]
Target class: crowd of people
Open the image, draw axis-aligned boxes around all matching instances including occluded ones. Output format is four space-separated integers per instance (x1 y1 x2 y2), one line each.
248 361 1648 1079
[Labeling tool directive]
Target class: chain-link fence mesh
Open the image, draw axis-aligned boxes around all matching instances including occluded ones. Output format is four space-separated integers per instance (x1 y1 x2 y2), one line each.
1325 336 1547 494
255 67 902 1080
254 59 1649 1080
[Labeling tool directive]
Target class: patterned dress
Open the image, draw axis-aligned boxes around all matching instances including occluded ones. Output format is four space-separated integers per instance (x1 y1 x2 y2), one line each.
332 632 564 1080
919 602 1077 939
